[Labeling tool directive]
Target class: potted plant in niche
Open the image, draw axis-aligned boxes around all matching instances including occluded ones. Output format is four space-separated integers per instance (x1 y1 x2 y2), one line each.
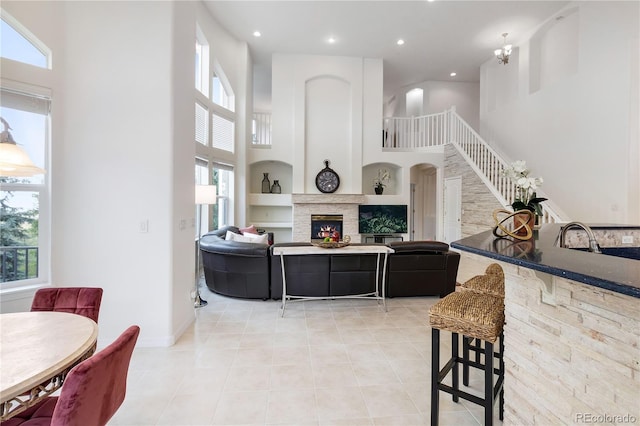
373 168 390 195
502 160 547 233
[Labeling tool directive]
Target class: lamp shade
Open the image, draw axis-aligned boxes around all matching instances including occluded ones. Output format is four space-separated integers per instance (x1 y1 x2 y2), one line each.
195 185 217 205
0 142 46 177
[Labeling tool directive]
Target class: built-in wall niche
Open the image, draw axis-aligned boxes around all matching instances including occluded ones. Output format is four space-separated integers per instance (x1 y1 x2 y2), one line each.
249 161 292 194
362 163 401 195
529 8 579 94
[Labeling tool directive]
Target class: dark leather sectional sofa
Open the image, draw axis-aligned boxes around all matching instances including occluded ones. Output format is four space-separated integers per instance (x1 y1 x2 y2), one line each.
199 226 460 300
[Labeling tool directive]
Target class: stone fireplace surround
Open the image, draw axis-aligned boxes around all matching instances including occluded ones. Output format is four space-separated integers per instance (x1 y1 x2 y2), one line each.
292 194 366 243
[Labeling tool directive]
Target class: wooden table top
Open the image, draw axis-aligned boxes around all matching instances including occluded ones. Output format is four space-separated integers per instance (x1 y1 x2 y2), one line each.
0 311 98 403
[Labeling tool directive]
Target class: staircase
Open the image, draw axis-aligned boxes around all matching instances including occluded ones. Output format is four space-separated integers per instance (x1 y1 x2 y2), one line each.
383 107 565 224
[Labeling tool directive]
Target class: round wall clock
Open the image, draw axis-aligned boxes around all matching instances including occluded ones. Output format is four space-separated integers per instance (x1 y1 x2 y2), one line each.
315 160 340 193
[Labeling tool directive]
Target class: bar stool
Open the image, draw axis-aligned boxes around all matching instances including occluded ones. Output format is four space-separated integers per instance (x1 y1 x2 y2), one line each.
429 291 505 426
459 264 505 386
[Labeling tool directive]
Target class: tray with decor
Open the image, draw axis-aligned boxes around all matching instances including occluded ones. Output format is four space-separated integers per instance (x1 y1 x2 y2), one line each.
312 241 351 249
312 235 351 249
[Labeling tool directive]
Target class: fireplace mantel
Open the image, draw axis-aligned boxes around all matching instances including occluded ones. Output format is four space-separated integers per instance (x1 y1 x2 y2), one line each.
291 194 365 204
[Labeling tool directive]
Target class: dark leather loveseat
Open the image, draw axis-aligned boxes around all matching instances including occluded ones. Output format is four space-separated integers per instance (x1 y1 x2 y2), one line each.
200 227 460 300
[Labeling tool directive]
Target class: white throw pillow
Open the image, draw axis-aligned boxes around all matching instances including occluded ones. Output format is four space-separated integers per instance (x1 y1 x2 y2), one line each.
241 231 269 245
225 230 268 244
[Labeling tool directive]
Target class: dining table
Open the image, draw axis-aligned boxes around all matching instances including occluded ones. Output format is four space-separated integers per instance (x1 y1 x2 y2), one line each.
0 311 98 420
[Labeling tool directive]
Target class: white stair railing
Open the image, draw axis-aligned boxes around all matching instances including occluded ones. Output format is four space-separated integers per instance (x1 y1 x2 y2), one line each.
383 108 564 224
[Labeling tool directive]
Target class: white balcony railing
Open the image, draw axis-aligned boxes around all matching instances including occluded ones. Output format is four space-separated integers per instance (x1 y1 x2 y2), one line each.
252 112 271 146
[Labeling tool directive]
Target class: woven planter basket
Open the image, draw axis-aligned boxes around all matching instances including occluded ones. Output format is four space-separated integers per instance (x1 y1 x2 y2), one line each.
429 292 505 343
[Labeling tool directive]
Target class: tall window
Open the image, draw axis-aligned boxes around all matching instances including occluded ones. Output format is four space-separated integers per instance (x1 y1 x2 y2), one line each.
194 26 235 229
0 12 51 288
0 88 50 285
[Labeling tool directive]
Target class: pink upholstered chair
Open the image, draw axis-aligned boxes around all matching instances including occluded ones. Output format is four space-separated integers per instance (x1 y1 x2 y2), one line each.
30 287 103 323
1 325 140 426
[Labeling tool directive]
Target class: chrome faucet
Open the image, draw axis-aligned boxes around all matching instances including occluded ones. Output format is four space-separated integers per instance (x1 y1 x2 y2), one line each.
558 222 602 253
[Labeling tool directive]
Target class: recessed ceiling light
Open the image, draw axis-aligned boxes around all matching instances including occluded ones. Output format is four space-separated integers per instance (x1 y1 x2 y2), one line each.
397 39 405 46
253 31 261 37
450 72 457 77
328 37 337 44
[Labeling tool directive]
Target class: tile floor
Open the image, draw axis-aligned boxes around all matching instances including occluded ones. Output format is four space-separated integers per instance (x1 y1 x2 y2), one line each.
109 284 503 426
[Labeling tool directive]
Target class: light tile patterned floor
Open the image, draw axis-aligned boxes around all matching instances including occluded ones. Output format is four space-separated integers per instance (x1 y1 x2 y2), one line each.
109 284 503 426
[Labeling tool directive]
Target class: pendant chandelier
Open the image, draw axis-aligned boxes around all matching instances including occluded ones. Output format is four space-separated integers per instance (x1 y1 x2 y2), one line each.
494 33 512 65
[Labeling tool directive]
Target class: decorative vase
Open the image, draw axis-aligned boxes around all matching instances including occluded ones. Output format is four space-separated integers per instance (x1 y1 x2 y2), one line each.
261 173 270 193
374 186 384 195
514 211 535 237
271 180 281 194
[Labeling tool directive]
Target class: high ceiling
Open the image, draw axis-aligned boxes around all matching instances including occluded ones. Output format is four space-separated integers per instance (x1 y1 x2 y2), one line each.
204 1 569 109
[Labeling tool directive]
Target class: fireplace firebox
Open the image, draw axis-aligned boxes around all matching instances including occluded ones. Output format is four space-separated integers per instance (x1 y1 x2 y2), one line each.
310 214 343 241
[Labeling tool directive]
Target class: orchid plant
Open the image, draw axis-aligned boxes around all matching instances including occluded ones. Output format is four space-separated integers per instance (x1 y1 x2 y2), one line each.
502 160 547 216
373 168 390 190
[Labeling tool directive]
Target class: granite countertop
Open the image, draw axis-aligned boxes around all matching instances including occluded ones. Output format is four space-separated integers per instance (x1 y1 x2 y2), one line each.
451 224 640 298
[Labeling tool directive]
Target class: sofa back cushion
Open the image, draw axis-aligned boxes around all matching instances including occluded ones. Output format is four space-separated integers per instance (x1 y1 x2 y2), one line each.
226 230 268 245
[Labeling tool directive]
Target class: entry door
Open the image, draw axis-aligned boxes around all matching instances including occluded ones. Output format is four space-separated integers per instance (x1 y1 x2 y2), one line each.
444 177 462 243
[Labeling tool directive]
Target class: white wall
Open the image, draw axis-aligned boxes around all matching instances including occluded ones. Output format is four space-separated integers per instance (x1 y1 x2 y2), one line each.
480 1 640 224
269 54 373 194
55 1 178 347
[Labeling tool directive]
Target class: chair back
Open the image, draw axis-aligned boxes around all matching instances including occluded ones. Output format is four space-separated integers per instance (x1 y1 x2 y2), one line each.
31 287 103 323
51 325 140 426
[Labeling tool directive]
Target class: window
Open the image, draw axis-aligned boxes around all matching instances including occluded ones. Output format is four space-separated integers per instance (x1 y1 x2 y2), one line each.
1 88 50 286
1 12 50 69
195 27 208 96
195 102 208 146
212 163 233 229
195 159 233 232
212 72 234 112
211 112 234 152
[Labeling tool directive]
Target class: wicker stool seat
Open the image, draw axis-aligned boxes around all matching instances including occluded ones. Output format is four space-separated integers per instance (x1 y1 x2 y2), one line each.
429 291 505 426
459 263 505 387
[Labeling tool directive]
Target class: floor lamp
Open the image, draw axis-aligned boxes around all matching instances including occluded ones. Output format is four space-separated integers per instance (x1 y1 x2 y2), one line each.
195 184 217 308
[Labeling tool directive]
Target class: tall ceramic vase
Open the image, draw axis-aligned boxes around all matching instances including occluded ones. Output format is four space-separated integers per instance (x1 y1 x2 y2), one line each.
261 173 270 193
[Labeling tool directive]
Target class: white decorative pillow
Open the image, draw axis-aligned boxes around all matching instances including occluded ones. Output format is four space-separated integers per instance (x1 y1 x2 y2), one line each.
241 232 269 245
225 230 268 244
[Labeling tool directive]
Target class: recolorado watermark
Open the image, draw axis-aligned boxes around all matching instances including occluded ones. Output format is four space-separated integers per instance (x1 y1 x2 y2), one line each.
576 413 637 423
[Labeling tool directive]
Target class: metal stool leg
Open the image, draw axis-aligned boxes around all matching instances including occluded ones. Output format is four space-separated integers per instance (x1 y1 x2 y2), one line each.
431 328 440 426
484 340 495 426
463 335 470 386
499 332 505 421
452 332 459 402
